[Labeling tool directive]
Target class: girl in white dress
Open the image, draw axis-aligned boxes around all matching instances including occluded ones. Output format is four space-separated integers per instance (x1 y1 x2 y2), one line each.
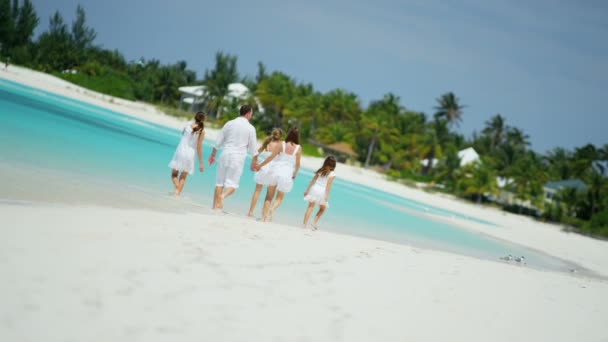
303 156 337 230
262 128 301 221
247 128 282 217
168 112 205 196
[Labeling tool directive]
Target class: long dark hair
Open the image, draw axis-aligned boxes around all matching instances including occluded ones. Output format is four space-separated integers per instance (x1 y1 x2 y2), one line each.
316 156 336 177
192 112 206 134
258 128 283 153
285 127 300 145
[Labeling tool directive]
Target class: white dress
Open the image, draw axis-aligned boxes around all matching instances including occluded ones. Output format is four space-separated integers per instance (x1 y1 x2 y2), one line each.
168 121 201 174
253 148 276 185
269 142 300 193
304 171 335 207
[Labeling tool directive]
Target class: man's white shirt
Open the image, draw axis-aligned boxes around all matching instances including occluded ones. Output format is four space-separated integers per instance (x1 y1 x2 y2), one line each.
214 117 257 156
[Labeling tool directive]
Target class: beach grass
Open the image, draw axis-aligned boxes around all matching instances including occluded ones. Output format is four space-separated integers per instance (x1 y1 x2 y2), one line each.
54 70 136 101
301 143 323 157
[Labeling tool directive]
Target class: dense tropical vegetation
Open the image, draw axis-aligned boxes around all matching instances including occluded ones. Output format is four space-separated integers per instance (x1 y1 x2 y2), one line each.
1 2 606 237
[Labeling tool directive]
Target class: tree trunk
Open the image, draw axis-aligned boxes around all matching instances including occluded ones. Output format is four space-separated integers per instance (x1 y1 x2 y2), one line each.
364 133 378 169
384 158 394 172
422 150 434 175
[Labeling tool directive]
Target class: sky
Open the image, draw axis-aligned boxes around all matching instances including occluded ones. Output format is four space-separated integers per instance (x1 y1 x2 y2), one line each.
31 0 608 153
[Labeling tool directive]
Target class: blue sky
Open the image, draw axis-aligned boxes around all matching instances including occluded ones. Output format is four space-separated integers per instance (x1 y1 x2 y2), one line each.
31 0 608 153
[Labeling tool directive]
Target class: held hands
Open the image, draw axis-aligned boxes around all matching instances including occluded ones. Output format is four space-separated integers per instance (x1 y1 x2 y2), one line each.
250 162 258 172
304 190 308 196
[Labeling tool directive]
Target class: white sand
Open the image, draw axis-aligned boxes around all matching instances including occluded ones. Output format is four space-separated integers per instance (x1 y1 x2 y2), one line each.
2 66 608 341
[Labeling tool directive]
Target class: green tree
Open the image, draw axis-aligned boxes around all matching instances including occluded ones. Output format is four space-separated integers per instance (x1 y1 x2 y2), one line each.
255 71 295 130
434 144 461 190
396 111 427 172
545 147 574 180
434 92 464 127
420 122 443 175
510 151 547 211
71 4 96 64
36 11 75 70
482 114 506 150
283 87 322 136
362 93 401 168
203 51 239 118
0 0 14 53
321 89 362 124
13 0 38 47
316 122 355 145
457 159 498 203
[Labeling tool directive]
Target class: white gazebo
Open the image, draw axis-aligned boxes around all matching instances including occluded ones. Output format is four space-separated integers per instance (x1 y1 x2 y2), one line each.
177 83 264 115
419 147 480 169
224 83 265 115
457 147 480 167
178 85 207 112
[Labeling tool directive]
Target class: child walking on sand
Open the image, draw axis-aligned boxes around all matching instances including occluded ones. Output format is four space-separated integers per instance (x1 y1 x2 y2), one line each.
248 128 283 217
168 112 206 196
303 156 336 230
256 127 302 222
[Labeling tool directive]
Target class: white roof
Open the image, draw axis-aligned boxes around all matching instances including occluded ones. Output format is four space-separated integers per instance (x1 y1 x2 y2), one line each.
178 85 206 97
227 83 250 99
457 147 480 167
178 83 265 113
181 96 205 105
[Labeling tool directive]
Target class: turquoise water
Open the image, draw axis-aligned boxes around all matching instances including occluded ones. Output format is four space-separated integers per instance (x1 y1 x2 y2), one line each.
0 79 575 272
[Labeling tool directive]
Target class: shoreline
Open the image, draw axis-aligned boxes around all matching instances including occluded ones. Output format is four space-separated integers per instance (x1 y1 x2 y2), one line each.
2 66 608 277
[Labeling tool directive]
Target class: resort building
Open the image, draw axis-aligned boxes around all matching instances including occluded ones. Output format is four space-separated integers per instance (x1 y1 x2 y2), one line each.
543 179 588 203
178 83 264 116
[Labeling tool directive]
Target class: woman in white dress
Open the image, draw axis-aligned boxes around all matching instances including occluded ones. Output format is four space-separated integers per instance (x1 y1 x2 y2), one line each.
247 128 283 217
168 112 205 196
303 156 336 230
260 128 301 221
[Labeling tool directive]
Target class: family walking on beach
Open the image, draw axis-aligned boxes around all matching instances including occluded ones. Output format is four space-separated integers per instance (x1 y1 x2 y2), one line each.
168 105 336 229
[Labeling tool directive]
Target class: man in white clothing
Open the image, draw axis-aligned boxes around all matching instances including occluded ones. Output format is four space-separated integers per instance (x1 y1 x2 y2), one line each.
208 105 258 209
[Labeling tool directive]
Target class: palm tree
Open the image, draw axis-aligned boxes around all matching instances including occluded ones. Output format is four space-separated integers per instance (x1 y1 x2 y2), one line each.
457 160 498 203
511 151 547 212
362 93 401 168
434 145 461 190
316 122 355 145
434 92 465 127
505 127 530 151
482 114 506 149
284 85 321 134
255 71 296 128
545 147 575 180
572 144 599 177
155 67 179 103
420 124 443 175
203 51 239 118
321 89 362 124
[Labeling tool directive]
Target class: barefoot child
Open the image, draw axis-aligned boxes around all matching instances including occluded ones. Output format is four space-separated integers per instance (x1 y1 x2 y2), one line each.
168 112 206 196
247 128 283 217
257 127 302 222
303 156 336 230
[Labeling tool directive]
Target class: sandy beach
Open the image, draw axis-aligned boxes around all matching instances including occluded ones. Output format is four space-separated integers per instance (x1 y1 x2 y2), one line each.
1 67 608 341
